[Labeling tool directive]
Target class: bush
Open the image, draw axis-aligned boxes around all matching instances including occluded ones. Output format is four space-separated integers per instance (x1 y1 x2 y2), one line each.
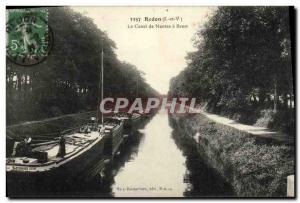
255 109 295 136
271 110 295 136
50 106 63 117
173 113 294 197
255 109 274 128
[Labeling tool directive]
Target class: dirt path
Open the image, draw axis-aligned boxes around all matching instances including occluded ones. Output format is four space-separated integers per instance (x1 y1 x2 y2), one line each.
188 107 294 144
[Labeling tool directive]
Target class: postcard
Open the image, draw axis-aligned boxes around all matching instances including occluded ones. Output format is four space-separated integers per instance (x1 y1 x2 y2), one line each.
6 6 295 198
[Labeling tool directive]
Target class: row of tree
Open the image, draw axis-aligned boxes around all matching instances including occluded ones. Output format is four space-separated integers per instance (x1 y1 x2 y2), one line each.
169 7 294 134
7 7 157 125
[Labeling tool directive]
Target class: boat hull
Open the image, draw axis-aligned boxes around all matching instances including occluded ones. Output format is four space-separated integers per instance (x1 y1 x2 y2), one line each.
6 134 107 197
103 121 124 157
124 115 142 129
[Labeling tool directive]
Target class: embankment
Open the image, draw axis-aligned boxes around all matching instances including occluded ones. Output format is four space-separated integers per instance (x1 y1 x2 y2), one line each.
169 113 294 197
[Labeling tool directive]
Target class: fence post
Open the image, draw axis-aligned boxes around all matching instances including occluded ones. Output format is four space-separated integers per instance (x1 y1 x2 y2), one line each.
287 175 295 197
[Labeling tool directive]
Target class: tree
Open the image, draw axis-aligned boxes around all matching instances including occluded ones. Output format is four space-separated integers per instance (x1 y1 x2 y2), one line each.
7 7 158 125
169 6 294 132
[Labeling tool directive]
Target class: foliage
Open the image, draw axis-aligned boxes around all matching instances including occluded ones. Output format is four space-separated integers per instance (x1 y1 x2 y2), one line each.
7 7 157 125
169 7 294 135
174 113 294 196
255 109 275 127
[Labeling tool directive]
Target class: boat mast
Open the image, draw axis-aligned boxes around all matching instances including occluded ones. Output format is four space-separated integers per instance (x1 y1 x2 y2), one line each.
136 73 139 98
101 45 104 125
98 39 104 125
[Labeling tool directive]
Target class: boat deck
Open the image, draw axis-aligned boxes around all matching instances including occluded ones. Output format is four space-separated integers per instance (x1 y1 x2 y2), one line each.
7 120 124 173
7 131 104 169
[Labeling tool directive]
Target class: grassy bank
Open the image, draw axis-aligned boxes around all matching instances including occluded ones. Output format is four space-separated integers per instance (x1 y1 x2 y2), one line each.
170 113 294 197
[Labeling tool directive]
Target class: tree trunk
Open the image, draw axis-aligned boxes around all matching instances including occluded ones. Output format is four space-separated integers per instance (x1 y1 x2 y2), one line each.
283 93 288 110
273 80 279 113
289 93 293 108
17 72 22 99
259 90 266 106
24 73 28 99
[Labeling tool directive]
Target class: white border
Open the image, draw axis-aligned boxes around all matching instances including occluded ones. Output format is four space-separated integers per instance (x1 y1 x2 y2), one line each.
2 0 300 6
1 1 299 203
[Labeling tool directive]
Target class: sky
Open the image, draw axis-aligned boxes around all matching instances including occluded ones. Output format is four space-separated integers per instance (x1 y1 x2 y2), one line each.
72 7 214 94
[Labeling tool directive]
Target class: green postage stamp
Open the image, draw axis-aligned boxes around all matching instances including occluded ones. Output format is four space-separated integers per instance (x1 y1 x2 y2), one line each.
6 8 52 66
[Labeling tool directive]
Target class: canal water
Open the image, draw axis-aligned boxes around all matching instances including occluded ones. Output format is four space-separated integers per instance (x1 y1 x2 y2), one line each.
112 111 187 197
107 111 234 197
7 111 234 197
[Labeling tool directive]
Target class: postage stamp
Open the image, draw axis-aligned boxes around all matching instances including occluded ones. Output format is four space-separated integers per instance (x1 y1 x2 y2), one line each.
6 8 52 66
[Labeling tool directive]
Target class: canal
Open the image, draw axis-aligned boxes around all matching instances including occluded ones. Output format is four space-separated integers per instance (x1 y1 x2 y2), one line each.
7 111 234 197
106 111 234 197
112 111 187 197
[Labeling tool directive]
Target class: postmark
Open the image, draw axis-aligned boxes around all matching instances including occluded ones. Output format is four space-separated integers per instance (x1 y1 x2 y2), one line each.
6 8 53 66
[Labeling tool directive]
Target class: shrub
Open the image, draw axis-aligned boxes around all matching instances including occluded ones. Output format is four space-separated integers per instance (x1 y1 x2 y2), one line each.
255 109 295 136
174 113 294 197
271 110 295 136
255 109 274 128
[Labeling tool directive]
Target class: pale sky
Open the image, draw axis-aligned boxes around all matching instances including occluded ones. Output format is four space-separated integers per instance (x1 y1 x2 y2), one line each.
72 7 214 94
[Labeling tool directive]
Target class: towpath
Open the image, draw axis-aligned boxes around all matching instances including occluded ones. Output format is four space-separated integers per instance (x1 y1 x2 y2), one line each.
188 107 294 145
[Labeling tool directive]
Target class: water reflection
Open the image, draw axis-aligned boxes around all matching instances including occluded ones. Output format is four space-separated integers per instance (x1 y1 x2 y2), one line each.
61 115 155 197
170 119 234 197
110 111 233 197
7 111 234 197
6 116 153 198
112 111 187 197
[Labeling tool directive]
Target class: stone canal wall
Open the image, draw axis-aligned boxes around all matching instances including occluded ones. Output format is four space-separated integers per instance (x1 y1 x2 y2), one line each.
170 113 294 197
